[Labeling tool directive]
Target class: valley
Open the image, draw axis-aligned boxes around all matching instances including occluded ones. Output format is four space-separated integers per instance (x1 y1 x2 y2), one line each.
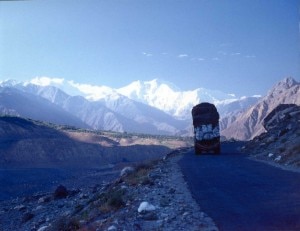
0 116 192 201
0 116 191 168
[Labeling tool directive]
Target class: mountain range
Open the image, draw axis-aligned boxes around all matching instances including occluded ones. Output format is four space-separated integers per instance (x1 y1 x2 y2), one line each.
0 77 299 140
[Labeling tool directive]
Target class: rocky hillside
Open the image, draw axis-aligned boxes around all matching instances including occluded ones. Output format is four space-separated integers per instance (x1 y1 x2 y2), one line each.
0 116 191 168
222 77 300 140
243 104 300 167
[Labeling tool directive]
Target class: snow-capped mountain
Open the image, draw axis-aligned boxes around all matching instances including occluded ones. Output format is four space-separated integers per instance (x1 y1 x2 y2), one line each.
6 77 298 140
0 86 90 129
0 80 187 135
117 79 244 119
1 78 260 120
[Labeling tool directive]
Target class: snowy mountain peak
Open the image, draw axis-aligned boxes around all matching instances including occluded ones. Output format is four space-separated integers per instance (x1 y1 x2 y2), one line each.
67 80 121 101
28 76 65 87
14 76 240 119
117 78 239 119
0 79 20 87
22 77 122 101
117 80 143 101
117 79 179 101
281 76 298 86
1 76 263 120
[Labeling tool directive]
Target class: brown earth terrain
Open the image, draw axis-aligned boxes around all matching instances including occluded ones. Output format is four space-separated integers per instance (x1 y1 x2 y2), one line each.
0 116 192 168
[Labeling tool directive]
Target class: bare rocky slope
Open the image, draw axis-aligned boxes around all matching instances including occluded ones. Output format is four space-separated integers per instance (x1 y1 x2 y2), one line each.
222 77 300 140
242 104 300 168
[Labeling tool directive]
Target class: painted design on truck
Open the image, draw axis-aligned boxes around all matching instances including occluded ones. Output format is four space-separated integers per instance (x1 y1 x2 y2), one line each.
194 124 220 141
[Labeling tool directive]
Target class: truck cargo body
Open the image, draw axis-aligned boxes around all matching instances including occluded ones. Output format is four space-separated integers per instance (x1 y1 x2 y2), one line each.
192 103 221 154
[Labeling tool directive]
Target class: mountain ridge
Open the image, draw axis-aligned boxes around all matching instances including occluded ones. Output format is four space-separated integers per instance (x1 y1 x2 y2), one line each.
1 77 261 120
243 103 300 167
0 81 187 135
222 77 300 140
116 78 252 119
1 77 298 140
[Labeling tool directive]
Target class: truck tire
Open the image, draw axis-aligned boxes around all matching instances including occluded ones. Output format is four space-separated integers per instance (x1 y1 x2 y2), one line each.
214 146 220 154
195 146 201 155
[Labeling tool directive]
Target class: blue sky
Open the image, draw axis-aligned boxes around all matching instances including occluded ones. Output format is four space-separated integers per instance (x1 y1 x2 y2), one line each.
0 0 299 96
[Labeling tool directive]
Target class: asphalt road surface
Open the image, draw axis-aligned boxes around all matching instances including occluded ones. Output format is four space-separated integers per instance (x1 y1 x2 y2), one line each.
179 142 300 231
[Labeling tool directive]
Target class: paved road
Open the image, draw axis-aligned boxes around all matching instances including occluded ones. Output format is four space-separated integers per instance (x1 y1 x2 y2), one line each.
179 143 300 231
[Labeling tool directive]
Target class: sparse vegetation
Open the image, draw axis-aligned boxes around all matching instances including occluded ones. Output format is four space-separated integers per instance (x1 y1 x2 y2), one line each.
73 203 84 214
97 187 126 212
50 216 80 231
76 161 158 219
294 143 300 153
280 137 288 143
122 162 156 186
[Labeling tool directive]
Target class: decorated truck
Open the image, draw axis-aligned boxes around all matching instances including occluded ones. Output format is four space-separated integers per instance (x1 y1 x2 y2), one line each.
191 102 221 154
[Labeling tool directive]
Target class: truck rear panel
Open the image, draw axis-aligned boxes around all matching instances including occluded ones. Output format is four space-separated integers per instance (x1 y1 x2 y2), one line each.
192 103 221 154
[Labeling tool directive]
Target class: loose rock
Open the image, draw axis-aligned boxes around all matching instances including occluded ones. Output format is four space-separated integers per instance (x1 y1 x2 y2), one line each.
120 166 135 177
138 201 156 213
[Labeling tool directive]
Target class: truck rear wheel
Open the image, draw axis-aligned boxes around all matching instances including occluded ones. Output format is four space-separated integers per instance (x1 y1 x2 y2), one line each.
214 146 221 154
195 146 201 155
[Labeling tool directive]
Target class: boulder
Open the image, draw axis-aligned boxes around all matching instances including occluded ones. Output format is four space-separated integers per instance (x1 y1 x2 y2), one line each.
138 201 156 213
120 166 135 177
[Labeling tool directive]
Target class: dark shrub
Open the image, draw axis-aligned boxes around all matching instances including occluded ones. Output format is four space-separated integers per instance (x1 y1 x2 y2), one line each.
54 185 68 199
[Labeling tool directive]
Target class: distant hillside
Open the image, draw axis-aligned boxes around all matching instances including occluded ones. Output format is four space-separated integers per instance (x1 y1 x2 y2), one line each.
219 96 261 131
222 77 300 140
0 116 190 168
